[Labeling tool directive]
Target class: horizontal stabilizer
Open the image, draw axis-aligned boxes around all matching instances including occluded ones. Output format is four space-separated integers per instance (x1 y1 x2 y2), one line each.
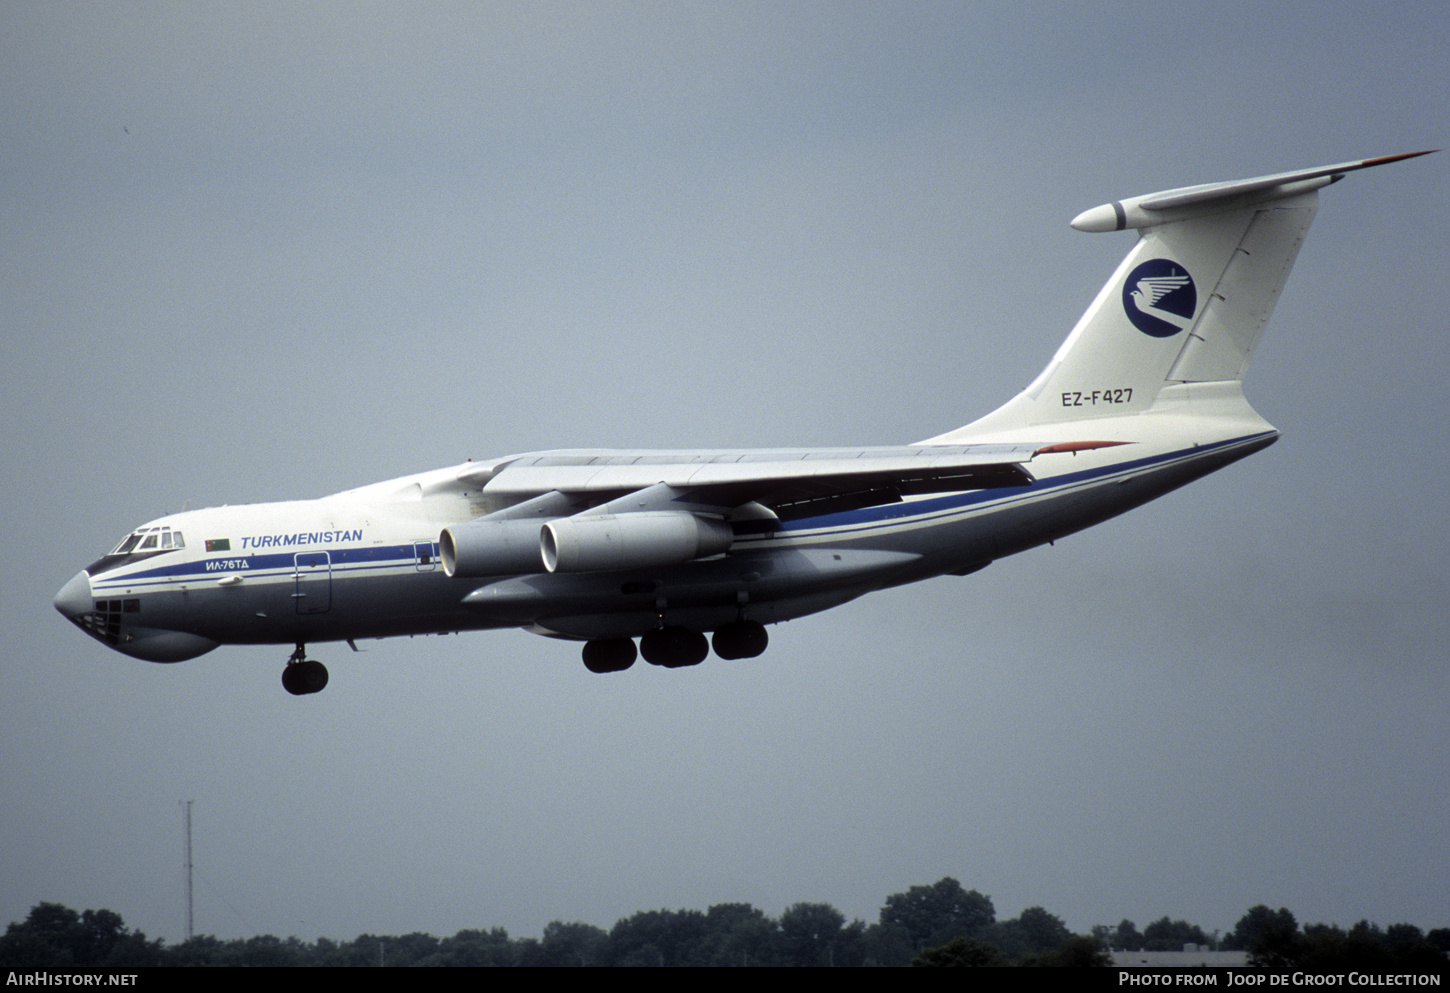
1071 151 1434 233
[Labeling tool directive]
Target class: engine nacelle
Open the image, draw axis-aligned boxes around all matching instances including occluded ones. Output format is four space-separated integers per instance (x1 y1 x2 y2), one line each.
440 519 548 577
542 512 734 574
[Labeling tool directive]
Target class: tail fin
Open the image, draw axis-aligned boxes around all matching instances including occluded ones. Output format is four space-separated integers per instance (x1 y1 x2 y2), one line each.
931 152 1432 439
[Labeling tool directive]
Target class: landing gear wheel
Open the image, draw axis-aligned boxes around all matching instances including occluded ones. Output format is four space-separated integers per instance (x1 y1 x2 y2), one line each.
712 620 768 659
640 626 708 668
296 659 328 693
282 653 329 695
582 638 637 673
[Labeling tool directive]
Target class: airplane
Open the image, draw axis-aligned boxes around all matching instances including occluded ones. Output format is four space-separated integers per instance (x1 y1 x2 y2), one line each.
55 152 1431 694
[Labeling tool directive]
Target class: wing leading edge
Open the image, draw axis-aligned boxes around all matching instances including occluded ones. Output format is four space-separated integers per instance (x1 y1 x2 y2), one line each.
456 443 1048 522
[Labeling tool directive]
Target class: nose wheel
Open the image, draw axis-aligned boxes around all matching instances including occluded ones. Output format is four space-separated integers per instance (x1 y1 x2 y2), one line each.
282 644 329 695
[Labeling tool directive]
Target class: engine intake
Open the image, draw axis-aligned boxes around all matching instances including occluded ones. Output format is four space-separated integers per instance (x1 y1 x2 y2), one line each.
542 512 733 574
440 519 548 577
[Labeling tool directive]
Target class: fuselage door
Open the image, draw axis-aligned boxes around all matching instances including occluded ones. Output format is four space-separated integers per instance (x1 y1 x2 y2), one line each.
414 541 437 572
293 551 332 614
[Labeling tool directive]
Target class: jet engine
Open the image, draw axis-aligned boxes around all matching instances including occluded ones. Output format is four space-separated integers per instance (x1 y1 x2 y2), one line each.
542 511 734 574
440 519 548 577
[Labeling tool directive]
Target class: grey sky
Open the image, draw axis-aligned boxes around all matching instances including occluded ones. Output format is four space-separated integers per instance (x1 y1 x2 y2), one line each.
3 2 1446 944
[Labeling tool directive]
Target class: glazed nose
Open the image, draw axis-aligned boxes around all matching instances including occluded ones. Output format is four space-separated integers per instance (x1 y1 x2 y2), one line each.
54 571 92 620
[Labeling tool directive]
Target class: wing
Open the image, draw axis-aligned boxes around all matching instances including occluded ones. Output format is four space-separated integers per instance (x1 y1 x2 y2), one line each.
437 441 1130 577
452 442 1130 521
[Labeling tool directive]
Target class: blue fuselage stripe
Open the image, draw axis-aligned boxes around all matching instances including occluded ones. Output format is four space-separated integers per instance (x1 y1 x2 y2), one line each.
760 432 1270 537
91 543 437 592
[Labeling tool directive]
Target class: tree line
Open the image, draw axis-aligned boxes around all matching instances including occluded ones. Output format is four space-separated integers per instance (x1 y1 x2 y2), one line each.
3 878 1445 967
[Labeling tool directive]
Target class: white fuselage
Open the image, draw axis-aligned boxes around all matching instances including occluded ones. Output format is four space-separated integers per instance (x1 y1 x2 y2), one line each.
55 400 1276 664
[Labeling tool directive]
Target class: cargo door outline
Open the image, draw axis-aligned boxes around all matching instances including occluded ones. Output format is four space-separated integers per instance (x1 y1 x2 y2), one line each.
293 551 332 614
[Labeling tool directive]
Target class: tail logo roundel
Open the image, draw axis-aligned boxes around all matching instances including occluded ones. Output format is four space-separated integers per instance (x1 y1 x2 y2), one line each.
1122 259 1196 337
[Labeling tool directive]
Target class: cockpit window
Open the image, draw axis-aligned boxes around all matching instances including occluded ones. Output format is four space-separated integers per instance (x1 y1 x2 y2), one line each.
95 526 186 574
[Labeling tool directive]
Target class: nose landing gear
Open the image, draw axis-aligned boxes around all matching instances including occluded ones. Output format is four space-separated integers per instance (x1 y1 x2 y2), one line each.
281 643 329 695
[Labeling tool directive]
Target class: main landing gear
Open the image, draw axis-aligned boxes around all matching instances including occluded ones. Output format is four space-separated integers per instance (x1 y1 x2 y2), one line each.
582 637 637 674
711 619 768 660
281 643 329 696
580 620 768 673
641 626 708 668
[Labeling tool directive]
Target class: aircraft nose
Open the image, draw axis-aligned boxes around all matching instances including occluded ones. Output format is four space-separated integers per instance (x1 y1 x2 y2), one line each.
54 570 92 620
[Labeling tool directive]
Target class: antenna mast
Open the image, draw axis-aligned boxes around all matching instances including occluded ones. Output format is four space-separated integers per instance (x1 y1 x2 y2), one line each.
183 800 194 941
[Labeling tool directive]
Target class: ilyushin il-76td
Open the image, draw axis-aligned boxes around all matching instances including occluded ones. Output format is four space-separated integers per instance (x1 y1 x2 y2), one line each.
56 152 1430 694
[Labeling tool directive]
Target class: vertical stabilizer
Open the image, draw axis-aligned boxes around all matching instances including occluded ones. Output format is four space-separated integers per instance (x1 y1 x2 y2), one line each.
923 152 1432 442
942 193 1316 437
